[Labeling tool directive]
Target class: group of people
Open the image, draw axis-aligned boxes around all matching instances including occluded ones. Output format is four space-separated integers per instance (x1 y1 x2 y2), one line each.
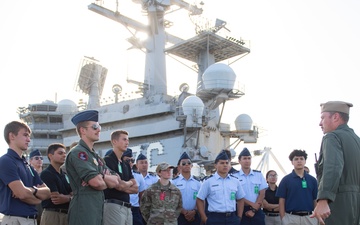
0 100 359 225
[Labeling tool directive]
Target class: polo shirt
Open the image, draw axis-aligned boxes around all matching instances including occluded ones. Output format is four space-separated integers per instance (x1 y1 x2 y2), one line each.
0 149 43 216
263 186 279 213
103 151 134 202
276 170 317 212
40 164 72 209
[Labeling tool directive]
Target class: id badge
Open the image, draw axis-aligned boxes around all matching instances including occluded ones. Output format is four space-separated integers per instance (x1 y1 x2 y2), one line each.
230 192 236 200
160 192 165 201
302 179 307 188
193 191 198 200
254 185 259 194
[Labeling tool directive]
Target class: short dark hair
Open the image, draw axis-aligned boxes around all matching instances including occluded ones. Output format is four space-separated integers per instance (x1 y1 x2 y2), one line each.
289 149 308 161
265 170 277 179
4 121 31 144
47 143 66 161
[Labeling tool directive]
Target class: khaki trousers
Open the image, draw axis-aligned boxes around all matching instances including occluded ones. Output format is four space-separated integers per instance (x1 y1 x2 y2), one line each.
103 202 133 225
40 209 68 225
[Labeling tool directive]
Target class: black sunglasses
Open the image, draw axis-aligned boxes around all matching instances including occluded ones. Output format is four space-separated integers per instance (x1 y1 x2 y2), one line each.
181 161 192 166
126 158 135 163
85 123 101 131
33 156 43 160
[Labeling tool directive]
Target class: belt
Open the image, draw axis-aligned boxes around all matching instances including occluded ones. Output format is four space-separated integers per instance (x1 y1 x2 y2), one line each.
104 199 132 208
5 215 37 219
45 208 68 214
264 212 279 217
287 211 312 216
209 212 235 217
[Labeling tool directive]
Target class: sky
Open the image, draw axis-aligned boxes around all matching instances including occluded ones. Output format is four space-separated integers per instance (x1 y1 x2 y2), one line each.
1 0 360 177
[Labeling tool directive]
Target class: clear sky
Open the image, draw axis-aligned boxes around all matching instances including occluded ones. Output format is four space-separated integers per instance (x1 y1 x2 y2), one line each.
1 0 359 177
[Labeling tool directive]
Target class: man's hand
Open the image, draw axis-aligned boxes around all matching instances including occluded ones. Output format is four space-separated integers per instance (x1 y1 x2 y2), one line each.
310 199 331 225
50 192 71 205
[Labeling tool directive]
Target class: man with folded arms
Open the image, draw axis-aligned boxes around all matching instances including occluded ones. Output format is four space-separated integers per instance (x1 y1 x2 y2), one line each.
40 143 72 225
103 130 138 225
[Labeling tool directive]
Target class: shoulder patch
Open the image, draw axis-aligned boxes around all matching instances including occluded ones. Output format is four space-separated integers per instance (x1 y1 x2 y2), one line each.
172 176 180 180
78 152 88 161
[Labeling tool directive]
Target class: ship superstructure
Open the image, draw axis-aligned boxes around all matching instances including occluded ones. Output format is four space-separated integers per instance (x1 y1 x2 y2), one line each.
18 0 258 174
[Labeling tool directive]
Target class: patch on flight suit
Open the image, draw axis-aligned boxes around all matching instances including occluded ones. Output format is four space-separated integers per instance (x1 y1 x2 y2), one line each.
78 152 88 161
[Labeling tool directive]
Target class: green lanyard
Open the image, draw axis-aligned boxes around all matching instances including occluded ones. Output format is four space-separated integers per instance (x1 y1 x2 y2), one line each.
118 162 123 174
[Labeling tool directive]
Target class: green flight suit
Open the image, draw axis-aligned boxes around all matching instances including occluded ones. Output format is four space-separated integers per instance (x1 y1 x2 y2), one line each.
65 139 106 225
316 124 360 225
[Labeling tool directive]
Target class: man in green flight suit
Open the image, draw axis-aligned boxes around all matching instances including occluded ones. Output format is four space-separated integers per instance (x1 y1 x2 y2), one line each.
311 101 360 225
65 110 120 225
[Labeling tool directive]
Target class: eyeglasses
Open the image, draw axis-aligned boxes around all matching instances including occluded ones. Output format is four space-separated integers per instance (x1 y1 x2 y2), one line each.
33 156 43 160
126 158 135 163
181 161 192 166
268 174 278 178
85 123 101 131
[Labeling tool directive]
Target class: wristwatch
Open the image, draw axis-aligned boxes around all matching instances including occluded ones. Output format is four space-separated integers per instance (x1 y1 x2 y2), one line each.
32 186 38 196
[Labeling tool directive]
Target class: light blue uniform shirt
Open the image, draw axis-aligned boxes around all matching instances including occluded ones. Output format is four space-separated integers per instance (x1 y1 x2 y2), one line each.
197 172 245 213
143 172 159 189
130 170 146 207
172 174 201 210
232 169 267 203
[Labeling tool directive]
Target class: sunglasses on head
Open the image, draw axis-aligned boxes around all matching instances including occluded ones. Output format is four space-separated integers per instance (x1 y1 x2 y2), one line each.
33 156 43 160
181 161 192 166
85 123 101 131
126 158 135 163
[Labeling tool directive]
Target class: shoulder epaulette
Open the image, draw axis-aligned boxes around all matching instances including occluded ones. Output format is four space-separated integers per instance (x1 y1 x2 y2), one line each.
172 176 180 180
201 175 213 181
148 171 157 176
133 170 140 174
192 176 201 182
230 174 239 179
253 170 261 173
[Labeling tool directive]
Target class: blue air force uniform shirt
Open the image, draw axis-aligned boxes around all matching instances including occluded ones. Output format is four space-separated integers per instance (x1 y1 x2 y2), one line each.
172 174 201 210
197 172 245 213
130 170 146 207
143 172 159 189
232 169 268 203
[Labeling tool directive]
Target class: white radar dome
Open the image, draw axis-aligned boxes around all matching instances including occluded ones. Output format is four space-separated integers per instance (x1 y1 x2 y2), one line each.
202 63 236 89
235 114 253 131
182 96 204 116
57 99 78 113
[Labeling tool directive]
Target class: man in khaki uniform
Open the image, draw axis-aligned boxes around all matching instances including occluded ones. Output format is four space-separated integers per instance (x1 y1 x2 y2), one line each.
65 110 120 225
311 101 360 225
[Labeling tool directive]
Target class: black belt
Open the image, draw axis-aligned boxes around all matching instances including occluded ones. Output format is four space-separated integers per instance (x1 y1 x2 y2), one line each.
5 215 37 219
104 199 132 208
287 211 312 216
209 212 235 217
45 208 68 214
264 212 279 217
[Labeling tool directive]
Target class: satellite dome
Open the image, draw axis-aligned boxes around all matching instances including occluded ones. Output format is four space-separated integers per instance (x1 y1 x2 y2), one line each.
182 96 204 116
235 114 253 130
202 63 236 89
57 99 78 113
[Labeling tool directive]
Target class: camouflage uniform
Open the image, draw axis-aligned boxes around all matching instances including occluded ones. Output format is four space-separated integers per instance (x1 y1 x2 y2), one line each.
140 180 182 225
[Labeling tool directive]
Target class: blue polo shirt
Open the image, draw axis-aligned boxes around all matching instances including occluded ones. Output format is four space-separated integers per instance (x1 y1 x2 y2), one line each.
0 149 43 217
276 170 318 212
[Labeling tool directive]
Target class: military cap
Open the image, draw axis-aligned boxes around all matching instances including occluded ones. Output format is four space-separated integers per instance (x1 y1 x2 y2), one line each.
177 152 191 165
215 150 229 163
123 148 133 158
238 147 251 159
320 101 353 115
136 153 147 161
156 162 175 173
105 149 113 156
29 149 41 158
71 110 99 126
